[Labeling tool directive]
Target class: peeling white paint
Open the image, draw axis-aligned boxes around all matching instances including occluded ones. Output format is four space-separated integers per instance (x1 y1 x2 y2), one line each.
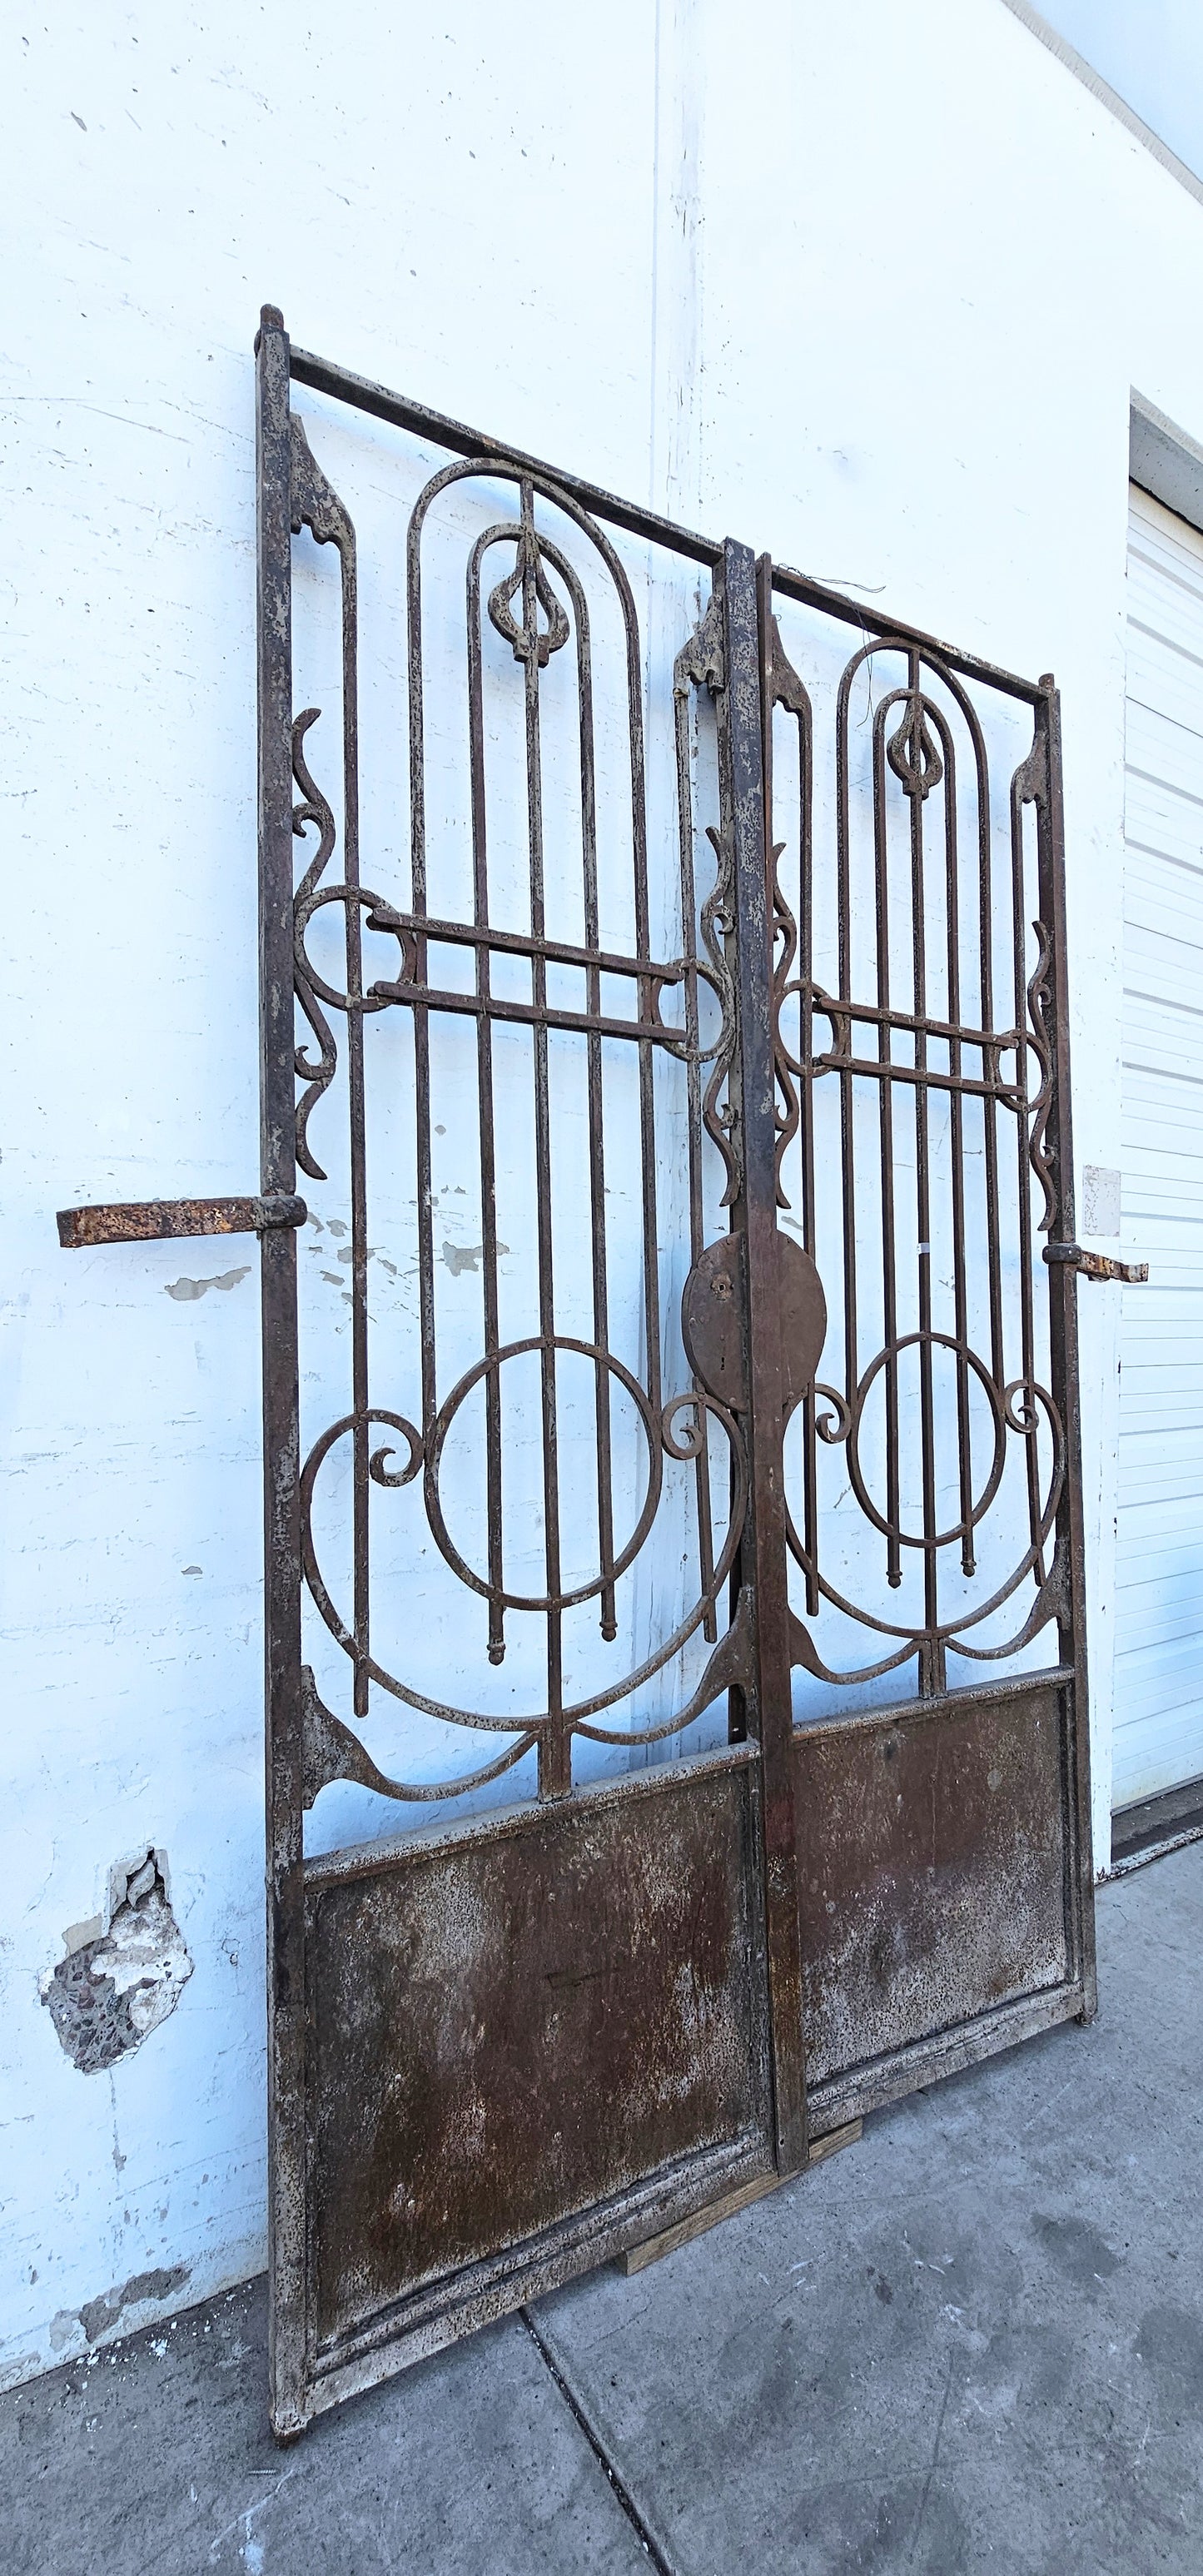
165 1268 252 1302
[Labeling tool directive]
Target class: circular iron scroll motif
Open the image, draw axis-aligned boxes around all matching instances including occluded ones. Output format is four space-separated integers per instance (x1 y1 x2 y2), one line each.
681 1233 827 1413
422 1335 664 1616
844 1331 1008 1553
299 1381 748 1736
784 1370 1064 1658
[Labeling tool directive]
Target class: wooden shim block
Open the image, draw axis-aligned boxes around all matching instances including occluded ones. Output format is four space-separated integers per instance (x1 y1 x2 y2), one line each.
808 2116 862 2167
618 2120 862 2275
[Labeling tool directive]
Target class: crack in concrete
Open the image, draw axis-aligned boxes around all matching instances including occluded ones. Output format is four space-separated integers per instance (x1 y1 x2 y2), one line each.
520 2305 677 2575
907 2347 955 2564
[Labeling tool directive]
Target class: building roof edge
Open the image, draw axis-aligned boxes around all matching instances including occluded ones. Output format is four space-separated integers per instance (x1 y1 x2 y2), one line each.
996 0 1203 216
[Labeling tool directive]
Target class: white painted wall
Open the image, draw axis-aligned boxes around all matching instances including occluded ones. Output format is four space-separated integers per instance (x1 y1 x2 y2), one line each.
3 0 1202 2389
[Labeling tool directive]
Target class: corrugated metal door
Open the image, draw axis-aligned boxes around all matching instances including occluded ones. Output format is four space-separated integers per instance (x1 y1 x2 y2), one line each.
1116 484 1203 1806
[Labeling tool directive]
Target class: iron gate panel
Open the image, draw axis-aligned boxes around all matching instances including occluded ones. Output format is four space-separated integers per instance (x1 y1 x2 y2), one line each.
56 308 1105 2440
303 1751 765 2388
794 1675 1071 2124
758 559 1096 2118
254 314 807 2431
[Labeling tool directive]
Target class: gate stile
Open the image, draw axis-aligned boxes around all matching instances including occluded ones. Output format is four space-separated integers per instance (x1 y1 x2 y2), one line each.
54 308 1125 2438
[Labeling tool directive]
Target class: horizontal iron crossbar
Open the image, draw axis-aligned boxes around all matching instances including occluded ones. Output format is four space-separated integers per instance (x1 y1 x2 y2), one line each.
286 339 722 571
810 991 1021 1055
387 909 684 987
813 1056 1022 1104
281 329 1043 706
363 908 698 1047
768 564 1046 708
378 984 695 1050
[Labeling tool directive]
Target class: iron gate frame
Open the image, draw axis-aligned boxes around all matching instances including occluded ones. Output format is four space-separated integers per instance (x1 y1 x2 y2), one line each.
54 303 1133 2439
756 555 1109 2129
258 307 813 2430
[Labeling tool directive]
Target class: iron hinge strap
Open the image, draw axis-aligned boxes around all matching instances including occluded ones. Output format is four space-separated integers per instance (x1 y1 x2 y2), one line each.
1042 1242 1148 1285
57 1193 307 1250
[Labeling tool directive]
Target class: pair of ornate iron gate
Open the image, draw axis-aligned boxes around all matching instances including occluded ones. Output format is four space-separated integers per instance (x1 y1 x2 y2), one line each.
60 309 1115 2437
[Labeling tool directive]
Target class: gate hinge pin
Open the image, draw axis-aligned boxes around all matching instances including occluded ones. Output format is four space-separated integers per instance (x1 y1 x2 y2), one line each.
1042 1242 1148 1285
57 1193 307 1250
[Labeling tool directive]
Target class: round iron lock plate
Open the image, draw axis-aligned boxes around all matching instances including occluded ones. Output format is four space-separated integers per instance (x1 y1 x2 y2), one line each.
681 1234 826 1411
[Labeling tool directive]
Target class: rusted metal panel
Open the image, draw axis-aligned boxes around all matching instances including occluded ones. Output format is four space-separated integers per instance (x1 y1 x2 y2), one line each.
303 1754 769 2365
793 1675 1072 2102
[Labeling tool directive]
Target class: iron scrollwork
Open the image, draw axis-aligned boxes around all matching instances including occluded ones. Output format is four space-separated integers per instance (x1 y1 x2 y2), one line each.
288 428 746 1805
764 612 1070 1694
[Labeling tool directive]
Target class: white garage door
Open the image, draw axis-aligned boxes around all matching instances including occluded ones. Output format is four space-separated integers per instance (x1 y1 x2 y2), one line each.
1115 483 1203 1810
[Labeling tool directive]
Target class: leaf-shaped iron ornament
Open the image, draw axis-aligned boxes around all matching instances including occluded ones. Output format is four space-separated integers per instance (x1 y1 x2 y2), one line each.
488 525 570 668
887 692 945 801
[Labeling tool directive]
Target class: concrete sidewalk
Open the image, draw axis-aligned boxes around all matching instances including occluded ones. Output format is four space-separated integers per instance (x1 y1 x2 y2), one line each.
5 1842 1201 2576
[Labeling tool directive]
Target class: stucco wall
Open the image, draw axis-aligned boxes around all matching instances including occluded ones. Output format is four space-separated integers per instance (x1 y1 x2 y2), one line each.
3 0 1202 2390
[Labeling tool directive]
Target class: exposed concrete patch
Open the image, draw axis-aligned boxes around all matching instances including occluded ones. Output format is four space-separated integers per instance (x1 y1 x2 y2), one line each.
164 1266 251 1301
441 1238 510 1277
41 1852 192 2074
48 2264 193 2356
78 2267 192 2347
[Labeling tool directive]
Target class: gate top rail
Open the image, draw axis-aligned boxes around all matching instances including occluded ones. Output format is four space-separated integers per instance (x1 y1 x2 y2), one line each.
280 320 1045 709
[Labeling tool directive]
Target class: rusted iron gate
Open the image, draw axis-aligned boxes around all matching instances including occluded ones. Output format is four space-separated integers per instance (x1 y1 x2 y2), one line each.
59 308 1142 2437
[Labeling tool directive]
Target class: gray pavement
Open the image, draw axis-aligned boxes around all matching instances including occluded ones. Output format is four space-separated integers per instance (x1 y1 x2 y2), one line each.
4 1842 1201 2576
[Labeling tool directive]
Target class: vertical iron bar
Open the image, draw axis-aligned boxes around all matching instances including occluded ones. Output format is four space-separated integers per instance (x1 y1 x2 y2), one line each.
338 532 370 1721
405 507 438 1458
834 674 860 1474
796 660 819 1621
722 538 808 2175
940 721 976 1577
520 485 568 1797
628 585 663 1475
674 670 717 1641
872 694 902 1590
976 744 1006 1394
256 306 306 2439
571 585 619 1645
467 540 505 1661
1035 681 1097 2017
907 671 942 1681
